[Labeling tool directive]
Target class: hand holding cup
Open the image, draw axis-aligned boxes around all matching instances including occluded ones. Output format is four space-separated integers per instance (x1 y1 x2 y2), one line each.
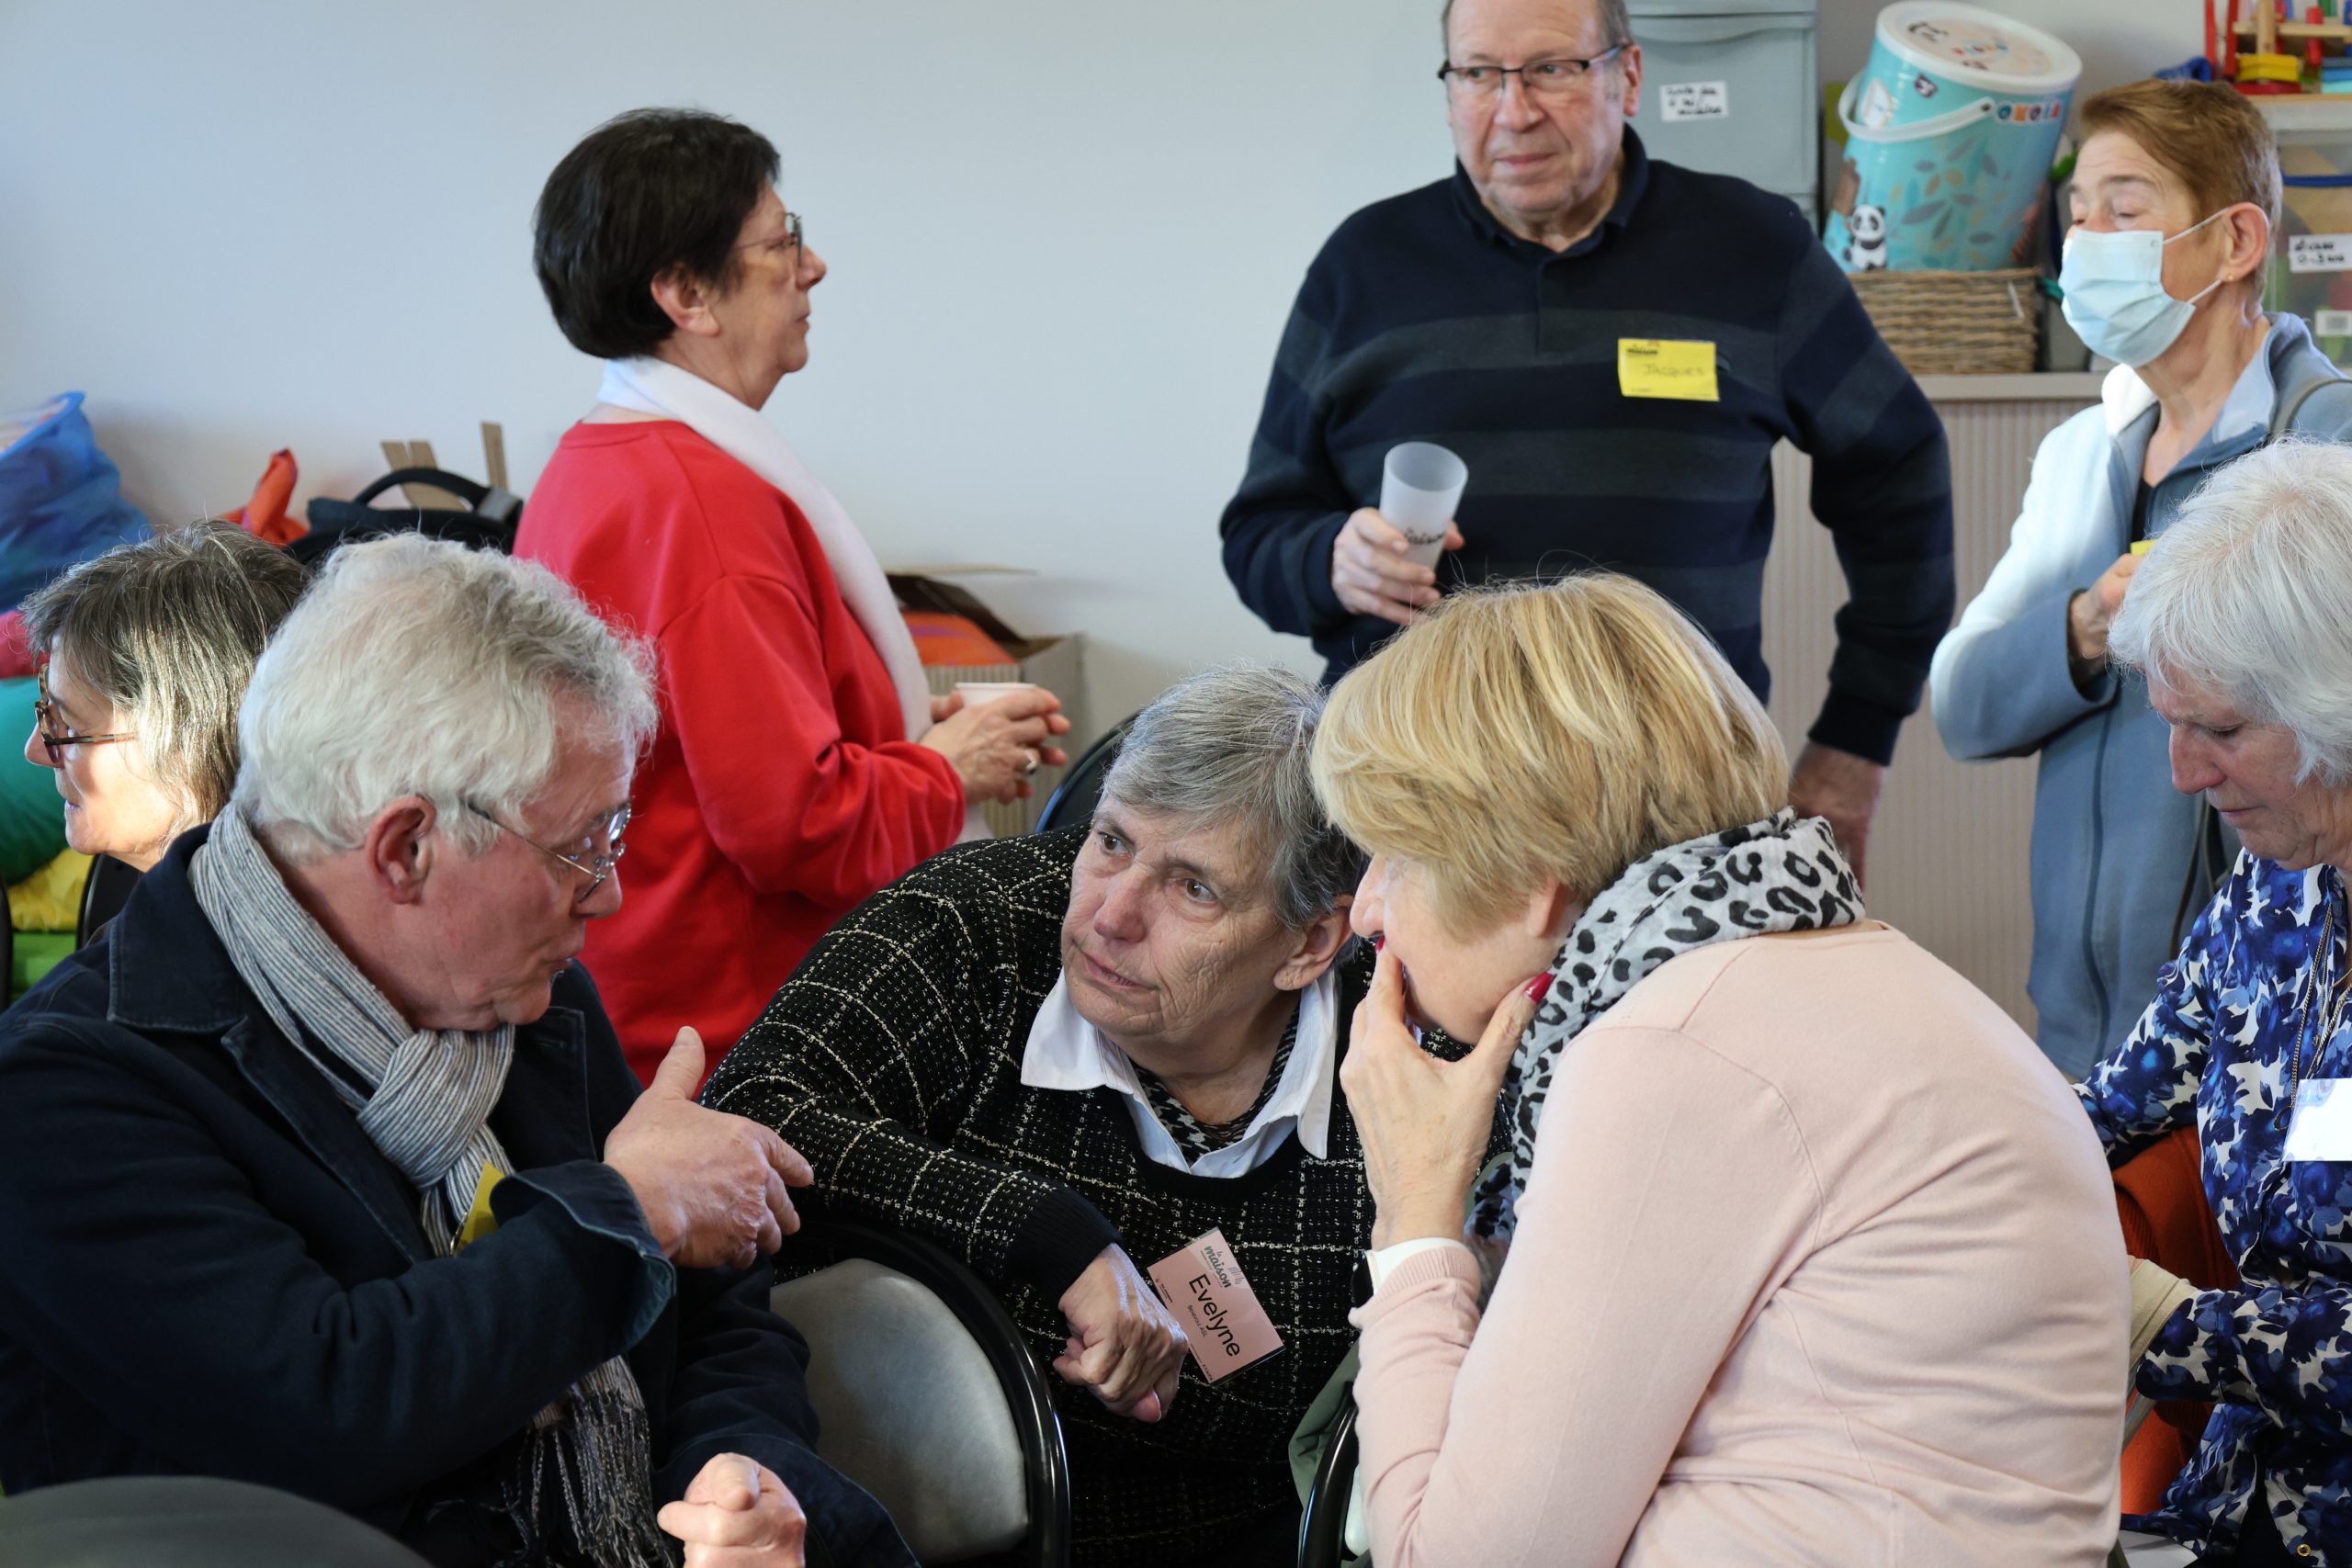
1331 443 1468 627
922 684 1069 804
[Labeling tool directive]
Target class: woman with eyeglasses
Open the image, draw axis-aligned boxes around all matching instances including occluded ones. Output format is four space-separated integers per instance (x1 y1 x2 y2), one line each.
20 521 308 877
520 107 1070 1087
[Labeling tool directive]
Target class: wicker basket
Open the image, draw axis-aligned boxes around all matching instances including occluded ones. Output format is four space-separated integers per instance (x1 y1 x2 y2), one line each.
1849 267 2041 376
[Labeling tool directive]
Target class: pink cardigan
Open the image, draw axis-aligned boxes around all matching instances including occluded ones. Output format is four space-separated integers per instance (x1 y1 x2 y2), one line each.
1352 924 2128 1566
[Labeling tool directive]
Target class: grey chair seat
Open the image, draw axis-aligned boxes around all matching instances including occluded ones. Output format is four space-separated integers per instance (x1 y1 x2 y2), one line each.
0 1475 433 1568
772 1222 1070 1567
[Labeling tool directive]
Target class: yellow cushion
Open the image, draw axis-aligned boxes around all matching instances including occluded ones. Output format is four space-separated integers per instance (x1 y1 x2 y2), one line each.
10 848 91 933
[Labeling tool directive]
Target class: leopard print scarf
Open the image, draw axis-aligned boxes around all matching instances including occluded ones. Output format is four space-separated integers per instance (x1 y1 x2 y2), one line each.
1470 808 1861 1241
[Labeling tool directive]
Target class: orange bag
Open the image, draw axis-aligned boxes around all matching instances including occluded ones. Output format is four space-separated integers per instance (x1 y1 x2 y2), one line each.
225 449 308 547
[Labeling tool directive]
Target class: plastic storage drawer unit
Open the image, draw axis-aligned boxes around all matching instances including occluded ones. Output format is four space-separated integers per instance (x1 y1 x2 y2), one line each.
1628 0 1819 220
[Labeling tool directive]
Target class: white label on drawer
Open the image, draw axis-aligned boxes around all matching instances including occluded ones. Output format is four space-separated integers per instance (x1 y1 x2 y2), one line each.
1661 81 1730 121
2320 310 2352 336
2290 233 2352 273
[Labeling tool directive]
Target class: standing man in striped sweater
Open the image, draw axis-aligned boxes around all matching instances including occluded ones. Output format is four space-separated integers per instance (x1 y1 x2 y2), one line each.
1220 0 1953 880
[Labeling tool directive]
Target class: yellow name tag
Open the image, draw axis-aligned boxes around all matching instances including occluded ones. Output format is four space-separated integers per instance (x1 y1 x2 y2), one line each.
456 1168 505 1252
1618 338 1720 402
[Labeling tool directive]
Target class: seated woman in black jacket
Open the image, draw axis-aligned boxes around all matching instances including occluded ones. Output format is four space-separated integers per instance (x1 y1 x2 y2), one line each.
708 663 1481 1568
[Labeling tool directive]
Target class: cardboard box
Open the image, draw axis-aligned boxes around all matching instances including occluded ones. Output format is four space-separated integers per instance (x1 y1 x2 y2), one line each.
889 567 1085 838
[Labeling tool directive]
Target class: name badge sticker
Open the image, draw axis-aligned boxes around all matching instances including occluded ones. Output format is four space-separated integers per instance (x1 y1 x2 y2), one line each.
1147 1227 1284 1382
2285 1078 2352 1161
1618 338 1720 402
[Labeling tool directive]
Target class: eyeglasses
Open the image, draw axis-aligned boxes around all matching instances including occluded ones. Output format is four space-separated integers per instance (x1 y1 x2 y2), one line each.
466 799 631 897
739 209 806 259
1438 47 1627 101
31 660 136 767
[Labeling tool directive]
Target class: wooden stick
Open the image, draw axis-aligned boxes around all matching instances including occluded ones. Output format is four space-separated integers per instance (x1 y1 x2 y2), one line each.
480 421 508 491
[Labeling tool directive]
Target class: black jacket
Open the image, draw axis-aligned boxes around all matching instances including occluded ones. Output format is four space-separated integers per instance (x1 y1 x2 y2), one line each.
0 826 909 1567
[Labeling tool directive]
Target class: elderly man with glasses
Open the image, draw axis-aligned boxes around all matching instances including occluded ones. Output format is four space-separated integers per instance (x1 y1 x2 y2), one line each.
0 536 915 1568
1219 0 1955 881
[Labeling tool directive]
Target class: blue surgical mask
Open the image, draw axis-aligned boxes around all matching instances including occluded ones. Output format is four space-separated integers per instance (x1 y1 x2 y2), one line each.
2059 211 2231 367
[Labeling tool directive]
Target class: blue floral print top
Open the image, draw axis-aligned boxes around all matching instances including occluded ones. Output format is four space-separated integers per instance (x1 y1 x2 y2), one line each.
2079 851 2352 1562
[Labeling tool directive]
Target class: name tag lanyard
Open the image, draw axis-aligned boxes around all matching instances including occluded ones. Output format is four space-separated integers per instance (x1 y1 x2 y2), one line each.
2290 897 2352 1120
2278 896 2352 1168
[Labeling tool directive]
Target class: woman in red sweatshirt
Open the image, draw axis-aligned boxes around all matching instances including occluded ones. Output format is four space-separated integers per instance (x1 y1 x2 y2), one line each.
520 108 1068 1083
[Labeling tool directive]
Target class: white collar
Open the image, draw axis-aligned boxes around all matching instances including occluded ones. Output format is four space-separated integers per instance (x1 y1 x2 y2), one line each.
1020 968 1340 1175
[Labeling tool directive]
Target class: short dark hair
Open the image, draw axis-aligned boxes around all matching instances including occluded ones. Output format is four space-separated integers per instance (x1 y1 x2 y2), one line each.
532 108 781 360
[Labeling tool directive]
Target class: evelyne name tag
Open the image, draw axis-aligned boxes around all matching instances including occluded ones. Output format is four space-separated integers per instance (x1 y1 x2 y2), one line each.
1147 1227 1283 1382
2285 1078 2352 1161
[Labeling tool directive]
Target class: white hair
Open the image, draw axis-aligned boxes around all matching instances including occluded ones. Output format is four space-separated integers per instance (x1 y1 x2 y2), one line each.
2109 437 2352 782
233 534 658 860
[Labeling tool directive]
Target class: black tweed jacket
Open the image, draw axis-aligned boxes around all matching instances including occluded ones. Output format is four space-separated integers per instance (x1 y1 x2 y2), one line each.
706 828 1476 1568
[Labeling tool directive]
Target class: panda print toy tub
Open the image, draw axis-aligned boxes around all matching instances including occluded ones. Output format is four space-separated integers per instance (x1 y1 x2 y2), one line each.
1822 2 2080 274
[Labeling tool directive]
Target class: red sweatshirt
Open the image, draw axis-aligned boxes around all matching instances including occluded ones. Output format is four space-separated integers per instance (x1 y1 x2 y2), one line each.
519 421 964 1083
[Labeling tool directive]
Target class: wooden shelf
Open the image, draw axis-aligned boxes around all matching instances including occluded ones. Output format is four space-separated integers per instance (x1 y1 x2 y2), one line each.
1916 371 2105 402
2233 20 2352 43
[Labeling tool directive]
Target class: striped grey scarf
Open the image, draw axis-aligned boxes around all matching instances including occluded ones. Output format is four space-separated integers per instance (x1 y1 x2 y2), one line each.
191 806 674 1568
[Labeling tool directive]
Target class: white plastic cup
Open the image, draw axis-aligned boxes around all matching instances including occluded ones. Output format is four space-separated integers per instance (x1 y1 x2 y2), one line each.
1380 442 1468 570
953 681 1038 708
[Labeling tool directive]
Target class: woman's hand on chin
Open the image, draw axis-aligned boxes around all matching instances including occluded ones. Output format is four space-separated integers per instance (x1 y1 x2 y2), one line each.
1344 943 1544 1250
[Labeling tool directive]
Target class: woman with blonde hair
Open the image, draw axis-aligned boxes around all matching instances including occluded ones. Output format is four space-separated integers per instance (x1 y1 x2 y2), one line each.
20 522 307 874
1314 575 2128 1566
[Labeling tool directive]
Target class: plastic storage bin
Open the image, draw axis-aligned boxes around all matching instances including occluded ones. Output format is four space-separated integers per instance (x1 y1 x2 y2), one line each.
2256 98 2352 367
1628 0 1819 220
1822 3 2079 274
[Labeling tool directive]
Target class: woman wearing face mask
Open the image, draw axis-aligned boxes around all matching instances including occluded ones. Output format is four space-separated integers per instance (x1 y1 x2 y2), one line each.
1929 79 2352 1083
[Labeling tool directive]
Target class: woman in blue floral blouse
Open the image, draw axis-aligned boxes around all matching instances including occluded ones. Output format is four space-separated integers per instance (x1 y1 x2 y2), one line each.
2084 438 2352 1567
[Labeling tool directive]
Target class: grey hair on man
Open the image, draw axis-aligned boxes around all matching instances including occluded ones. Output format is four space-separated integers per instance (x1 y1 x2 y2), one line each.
1101 662 1363 931
234 533 658 860
21 520 311 827
2110 437 2352 783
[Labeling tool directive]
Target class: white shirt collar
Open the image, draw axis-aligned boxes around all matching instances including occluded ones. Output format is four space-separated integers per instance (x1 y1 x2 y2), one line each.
1020 968 1340 1176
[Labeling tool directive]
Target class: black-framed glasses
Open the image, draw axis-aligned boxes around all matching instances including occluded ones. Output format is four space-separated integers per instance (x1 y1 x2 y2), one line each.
466 799 631 897
1438 47 1627 100
31 658 135 767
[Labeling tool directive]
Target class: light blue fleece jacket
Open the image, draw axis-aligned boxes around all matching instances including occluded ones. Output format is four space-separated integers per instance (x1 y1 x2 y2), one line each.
1930 315 2352 1078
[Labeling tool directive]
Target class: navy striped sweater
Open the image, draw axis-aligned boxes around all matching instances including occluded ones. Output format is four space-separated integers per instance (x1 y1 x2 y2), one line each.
1219 130 1954 764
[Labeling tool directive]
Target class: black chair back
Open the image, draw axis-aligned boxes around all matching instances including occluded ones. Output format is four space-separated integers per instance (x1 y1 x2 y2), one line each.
1035 716 1134 836
75 853 139 950
1296 1389 1360 1568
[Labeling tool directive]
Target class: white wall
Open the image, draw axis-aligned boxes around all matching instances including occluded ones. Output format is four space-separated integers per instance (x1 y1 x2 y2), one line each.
1 0 2191 734
0 0 1468 730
